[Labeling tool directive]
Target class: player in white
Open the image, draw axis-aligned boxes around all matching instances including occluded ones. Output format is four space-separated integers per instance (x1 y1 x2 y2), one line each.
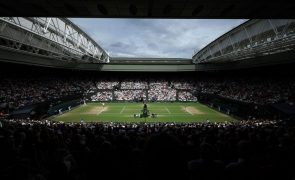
102 103 105 107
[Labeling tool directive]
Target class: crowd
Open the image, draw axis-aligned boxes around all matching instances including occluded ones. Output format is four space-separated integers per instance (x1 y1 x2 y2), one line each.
0 118 294 180
114 90 146 101
196 77 295 104
121 79 148 89
90 91 113 101
178 91 198 101
1 75 295 112
172 80 196 90
96 80 119 89
0 77 95 110
148 81 177 101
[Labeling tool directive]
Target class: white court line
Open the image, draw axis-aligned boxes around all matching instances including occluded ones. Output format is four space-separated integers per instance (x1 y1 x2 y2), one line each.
100 114 191 117
186 109 194 116
181 106 193 116
102 113 190 115
120 106 126 114
184 107 194 116
165 107 171 114
96 107 106 115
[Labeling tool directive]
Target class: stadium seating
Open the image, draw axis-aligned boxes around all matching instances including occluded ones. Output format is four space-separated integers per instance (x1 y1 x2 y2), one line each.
0 119 294 180
1 75 295 111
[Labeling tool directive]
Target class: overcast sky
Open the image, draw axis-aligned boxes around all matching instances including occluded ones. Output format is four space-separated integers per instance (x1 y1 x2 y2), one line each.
70 18 247 58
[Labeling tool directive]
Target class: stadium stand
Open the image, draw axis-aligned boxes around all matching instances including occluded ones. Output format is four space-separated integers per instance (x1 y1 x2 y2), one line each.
0 118 294 180
1 71 295 115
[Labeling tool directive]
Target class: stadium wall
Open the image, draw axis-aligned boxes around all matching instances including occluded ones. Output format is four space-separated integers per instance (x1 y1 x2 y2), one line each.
47 99 82 116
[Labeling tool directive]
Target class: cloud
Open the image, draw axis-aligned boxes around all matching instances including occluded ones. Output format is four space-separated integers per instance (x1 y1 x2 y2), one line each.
70 18 247 58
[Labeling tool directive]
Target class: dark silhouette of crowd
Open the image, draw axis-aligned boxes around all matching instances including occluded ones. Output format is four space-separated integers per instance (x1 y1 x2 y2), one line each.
0 118 294 180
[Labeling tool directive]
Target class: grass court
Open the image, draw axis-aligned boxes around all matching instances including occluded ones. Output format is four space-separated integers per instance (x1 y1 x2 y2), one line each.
52 102 236 123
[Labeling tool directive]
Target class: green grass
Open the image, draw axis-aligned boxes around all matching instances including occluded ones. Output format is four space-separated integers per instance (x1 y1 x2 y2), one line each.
51 102 236 123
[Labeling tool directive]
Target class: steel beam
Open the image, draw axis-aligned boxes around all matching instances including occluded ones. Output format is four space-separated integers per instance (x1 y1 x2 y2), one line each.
0 17 109 63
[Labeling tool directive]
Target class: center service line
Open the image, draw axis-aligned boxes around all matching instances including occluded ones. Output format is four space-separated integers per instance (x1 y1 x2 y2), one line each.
165 106 171 114
120 106 126 114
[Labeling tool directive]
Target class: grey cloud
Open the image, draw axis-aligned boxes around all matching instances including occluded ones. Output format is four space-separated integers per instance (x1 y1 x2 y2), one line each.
70 18 247 58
